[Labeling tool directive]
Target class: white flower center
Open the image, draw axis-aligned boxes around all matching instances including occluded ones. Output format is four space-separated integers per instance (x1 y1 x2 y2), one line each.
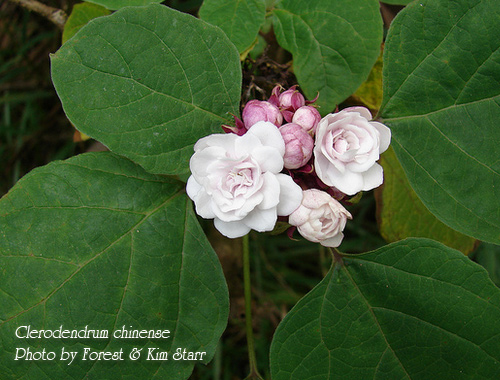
227 168 253 196
333 137 349 154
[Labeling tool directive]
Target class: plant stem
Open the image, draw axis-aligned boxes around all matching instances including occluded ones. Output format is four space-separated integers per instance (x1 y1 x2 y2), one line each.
330 247 344 264
243 234 263 380
9 0 67 30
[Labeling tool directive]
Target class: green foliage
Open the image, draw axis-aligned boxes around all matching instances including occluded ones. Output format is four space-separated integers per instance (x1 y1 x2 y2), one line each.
51 4 241 176
0 152 228 380
84 0 163 11
271 0 382 113
471 243 500 287
199 0 266 54
3 0 500 378
377 147 476 254
381 0 414 5
270 239 500 379
380 0 500 244
353 49 383 112
62 3 111 44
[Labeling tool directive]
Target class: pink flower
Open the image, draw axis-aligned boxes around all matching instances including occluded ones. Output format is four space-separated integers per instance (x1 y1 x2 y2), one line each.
242 100 283 129
292 106 321 134
289 189 352 247
314 107 391 195
279 123 314 169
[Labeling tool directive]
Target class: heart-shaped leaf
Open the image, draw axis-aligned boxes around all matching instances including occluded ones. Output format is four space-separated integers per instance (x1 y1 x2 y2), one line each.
376 147 476 255
199 0 266 54
379 0 500 244
270 238 500 379
0 152 228 380
272 0 383 113
52 4 242 176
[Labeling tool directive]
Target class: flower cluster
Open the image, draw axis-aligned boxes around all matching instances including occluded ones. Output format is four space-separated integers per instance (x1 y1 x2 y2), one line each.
187 85 391 247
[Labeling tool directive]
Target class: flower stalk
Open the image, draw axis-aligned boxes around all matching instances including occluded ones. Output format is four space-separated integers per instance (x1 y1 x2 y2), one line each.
243 234 264 380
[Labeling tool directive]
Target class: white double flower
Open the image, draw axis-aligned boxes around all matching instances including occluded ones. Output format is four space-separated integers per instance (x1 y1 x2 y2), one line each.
186 121 303 238
314 107 391 195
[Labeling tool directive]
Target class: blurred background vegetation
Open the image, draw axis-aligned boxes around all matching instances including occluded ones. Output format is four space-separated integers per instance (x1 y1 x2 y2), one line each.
1 1 498 379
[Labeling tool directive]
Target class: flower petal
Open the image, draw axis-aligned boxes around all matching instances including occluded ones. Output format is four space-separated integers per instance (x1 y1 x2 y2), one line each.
258 172 281 210
247 121 285 156
343 106 373 121
251 146 284 173
371 121 391 153
321 232 345 248
276 174 303 215
186 176 216 219
214 218 251 238
327 168 364 196
243 207 277 232
361 163 384 191
194 133 238 151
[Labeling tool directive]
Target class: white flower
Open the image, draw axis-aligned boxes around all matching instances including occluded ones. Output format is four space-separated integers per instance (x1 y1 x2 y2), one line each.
289 189 352 247
186 121 303 238
314 107 391 195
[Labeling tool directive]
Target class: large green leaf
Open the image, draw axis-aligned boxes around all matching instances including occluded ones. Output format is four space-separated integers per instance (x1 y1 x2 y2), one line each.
379 0 500 244
84 0 163 11
52 4 241 176
271 0 382 113
270 238 500 379
377 147 476 255
199 0 266 54
0 152 228 380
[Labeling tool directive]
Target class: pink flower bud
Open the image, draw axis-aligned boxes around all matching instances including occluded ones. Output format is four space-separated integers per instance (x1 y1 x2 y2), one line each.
268 85 282 107
278 85 305 111
279 123 314 169
242 100 283 129
288 189 352 247
292 106 321 134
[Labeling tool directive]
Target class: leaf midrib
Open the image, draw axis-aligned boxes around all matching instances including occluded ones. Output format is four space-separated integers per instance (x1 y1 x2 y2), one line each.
381 0 484 114
341 262 412 380
54 55 229 123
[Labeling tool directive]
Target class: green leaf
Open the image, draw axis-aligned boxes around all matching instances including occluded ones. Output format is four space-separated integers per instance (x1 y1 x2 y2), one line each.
0 152 228 380
199 0 266 54
472 243 500 288
51 4 241 176
270 238 500 379
62 3 111 44
271 0 382 113
381 0 413 5
376 147 476 255
379 0 500 244
84 0 163 11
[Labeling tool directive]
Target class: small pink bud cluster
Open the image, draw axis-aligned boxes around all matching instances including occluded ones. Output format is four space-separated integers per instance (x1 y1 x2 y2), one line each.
218 84 391 247
224 85 321 170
